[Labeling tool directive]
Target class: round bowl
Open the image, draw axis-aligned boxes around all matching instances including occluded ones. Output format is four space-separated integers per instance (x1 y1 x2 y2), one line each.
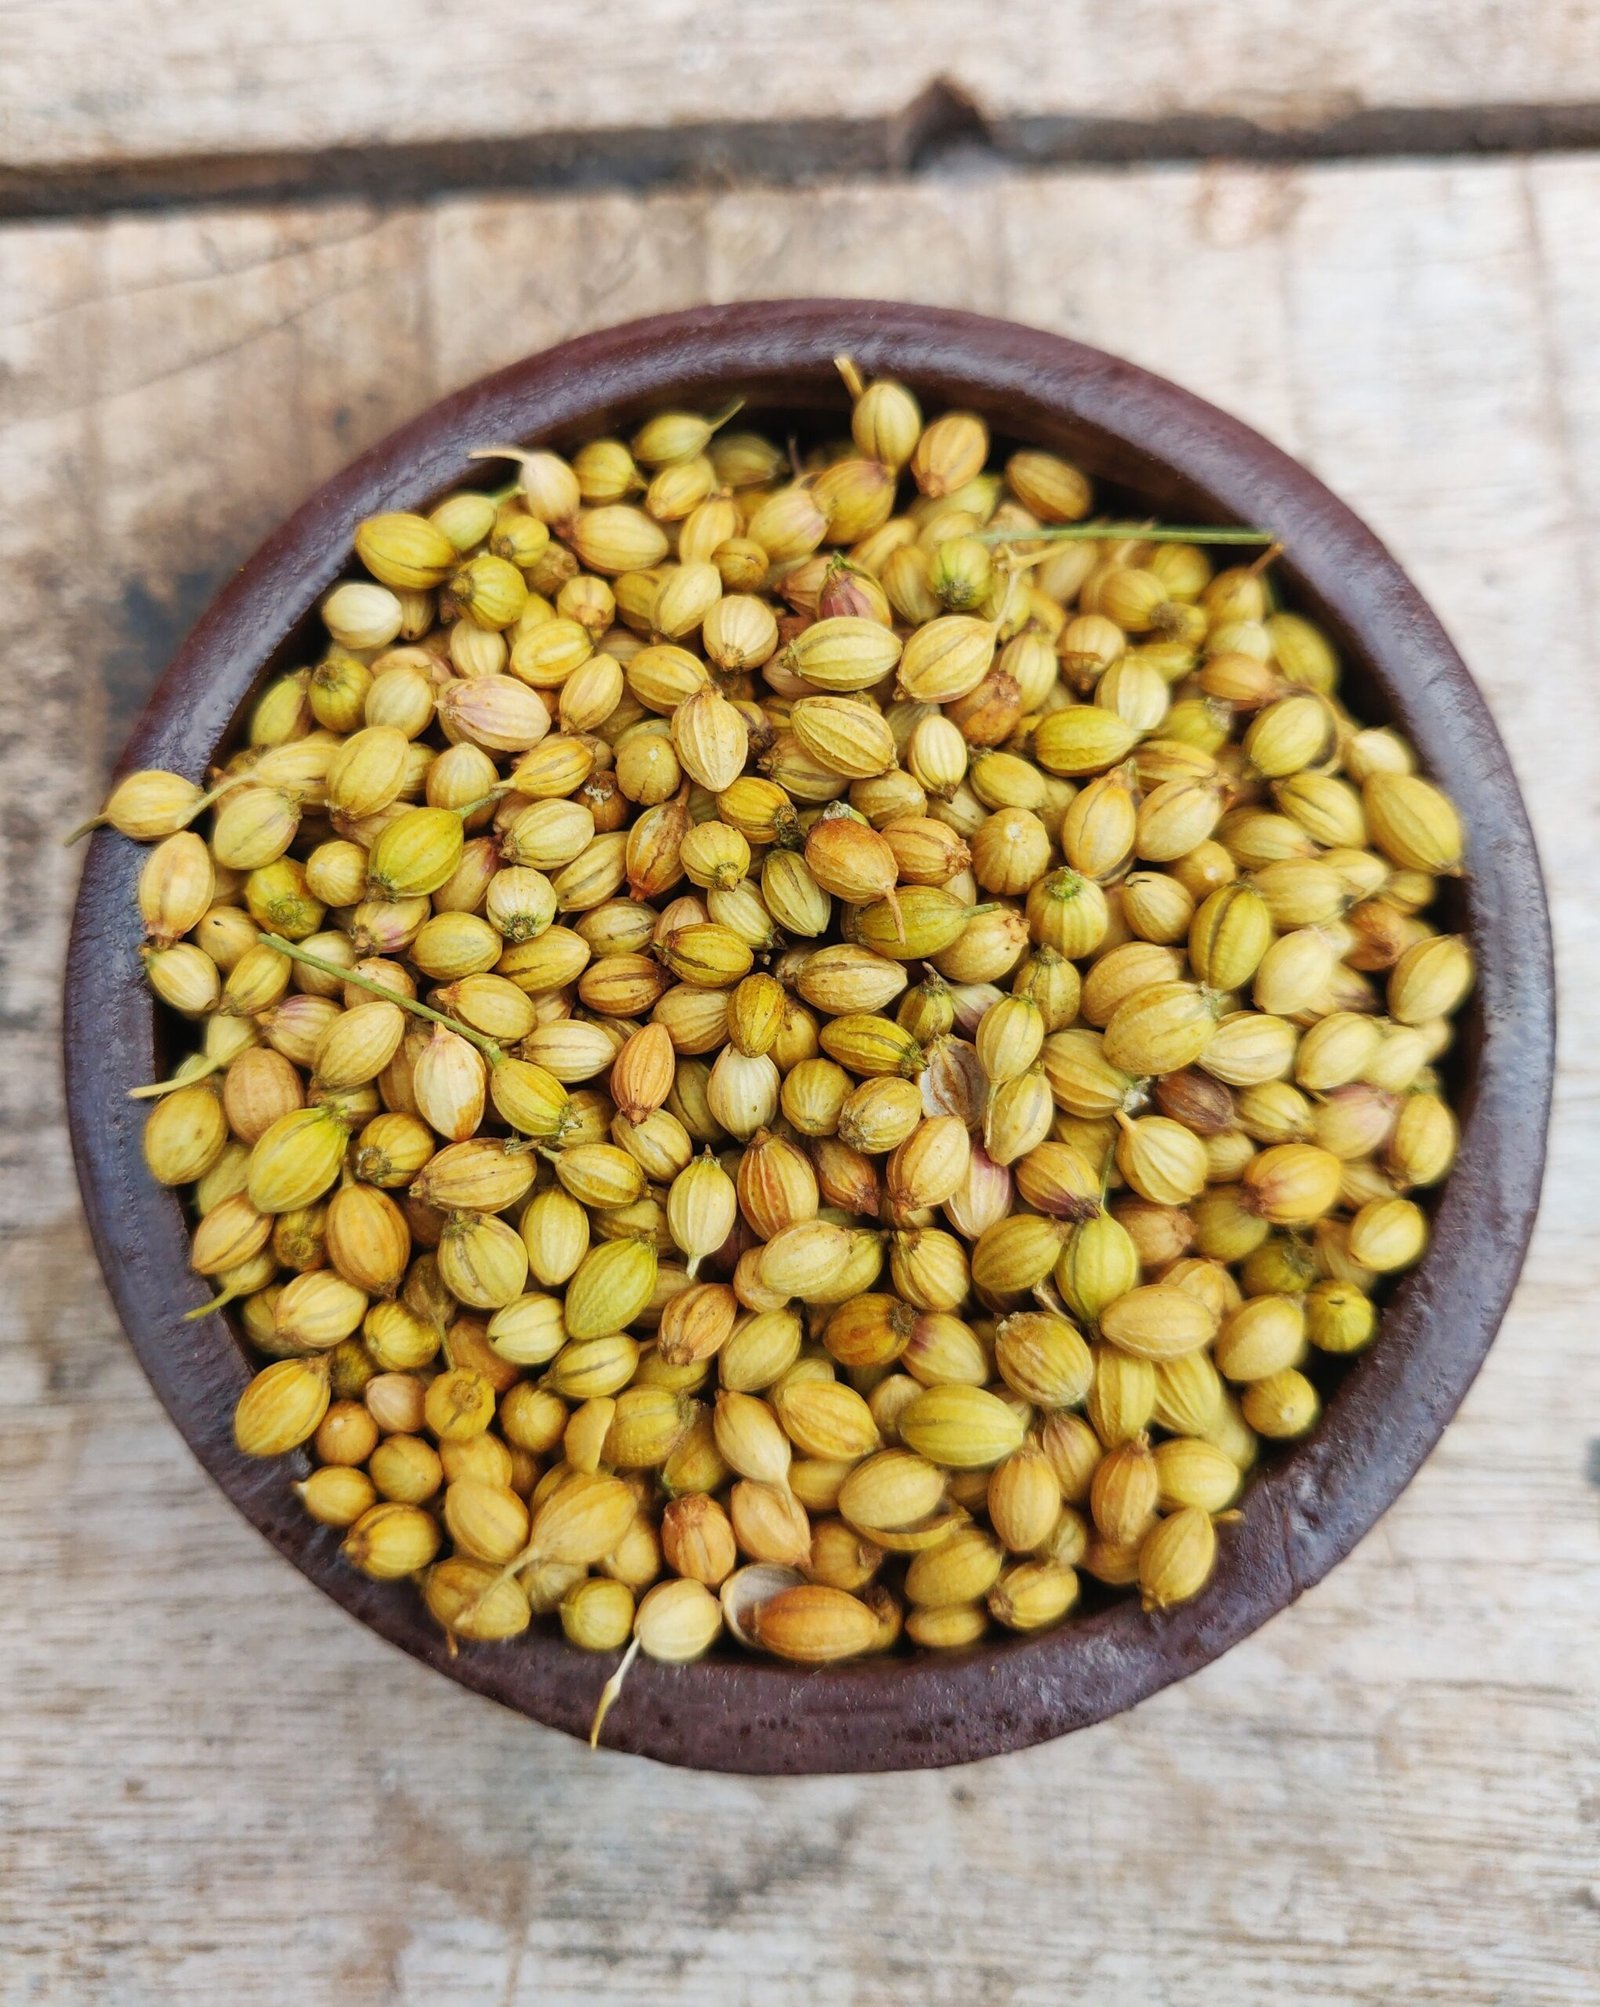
65 300 1554 1772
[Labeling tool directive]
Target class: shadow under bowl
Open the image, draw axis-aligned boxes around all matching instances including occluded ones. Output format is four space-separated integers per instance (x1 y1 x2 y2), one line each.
66 300 1554 1773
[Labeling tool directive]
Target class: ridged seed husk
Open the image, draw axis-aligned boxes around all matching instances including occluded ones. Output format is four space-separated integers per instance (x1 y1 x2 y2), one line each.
753 1584 882 1662
1139 1505 1218 1610
898 1385 1026 1469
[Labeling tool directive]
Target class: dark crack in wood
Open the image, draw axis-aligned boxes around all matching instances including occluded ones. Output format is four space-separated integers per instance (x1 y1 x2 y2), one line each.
4 90 1600 221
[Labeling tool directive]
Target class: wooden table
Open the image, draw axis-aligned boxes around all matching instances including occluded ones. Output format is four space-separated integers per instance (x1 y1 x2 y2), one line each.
3 13 1598 2001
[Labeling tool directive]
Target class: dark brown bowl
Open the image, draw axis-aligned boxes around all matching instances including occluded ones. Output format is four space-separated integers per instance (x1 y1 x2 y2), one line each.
65 301 1554 1773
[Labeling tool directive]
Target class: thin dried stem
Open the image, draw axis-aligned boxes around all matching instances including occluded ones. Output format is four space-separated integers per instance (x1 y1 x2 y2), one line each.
833 355 867 402
260 935 503 1061
975 522 1275 548
589 1635 641 1749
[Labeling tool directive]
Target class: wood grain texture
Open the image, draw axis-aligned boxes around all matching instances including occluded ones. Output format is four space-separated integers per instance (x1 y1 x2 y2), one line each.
3 158 1598 2001
2 1 1600 172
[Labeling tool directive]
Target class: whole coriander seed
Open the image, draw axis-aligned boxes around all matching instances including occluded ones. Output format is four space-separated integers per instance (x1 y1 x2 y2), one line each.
101 370 1476 1704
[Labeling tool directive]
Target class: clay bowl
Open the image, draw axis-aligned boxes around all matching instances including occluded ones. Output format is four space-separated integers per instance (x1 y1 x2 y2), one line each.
65 301 1554 1772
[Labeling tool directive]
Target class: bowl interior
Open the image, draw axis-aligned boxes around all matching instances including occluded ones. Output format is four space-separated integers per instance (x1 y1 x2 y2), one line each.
67 302 1551 1772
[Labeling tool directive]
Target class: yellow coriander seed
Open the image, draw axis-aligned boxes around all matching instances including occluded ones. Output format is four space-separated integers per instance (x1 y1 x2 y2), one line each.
121 390 1475 1670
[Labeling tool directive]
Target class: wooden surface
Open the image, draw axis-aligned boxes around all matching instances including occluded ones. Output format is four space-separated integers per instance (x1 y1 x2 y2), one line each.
2 1 1600 178
3 155 1599 2003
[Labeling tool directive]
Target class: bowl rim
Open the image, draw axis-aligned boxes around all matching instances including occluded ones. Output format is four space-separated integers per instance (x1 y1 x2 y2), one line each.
65 299 1555 1773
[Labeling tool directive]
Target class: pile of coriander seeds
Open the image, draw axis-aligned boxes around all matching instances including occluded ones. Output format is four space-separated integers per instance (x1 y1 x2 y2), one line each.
107 359 1472 1678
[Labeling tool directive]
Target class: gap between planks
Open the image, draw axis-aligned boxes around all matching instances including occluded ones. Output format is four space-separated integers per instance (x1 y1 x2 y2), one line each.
7 89 1600 221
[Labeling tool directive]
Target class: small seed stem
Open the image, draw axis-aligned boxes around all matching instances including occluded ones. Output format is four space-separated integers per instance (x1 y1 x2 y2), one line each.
128 1055 223 1100
448 787 510 819
183 1280 244 1322
446 1531 551 1636
1031 1276 1072 1321
190 772 257 815
260 935 503 1061
589 1634 641 1750
975 523 1276 548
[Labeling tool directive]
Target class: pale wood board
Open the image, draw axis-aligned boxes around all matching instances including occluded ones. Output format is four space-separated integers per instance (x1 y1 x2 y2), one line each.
1 0 1599 171
2 159 1598 2005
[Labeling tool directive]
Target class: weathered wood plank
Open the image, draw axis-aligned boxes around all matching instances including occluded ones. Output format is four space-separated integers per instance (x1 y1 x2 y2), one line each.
1 1 1599 179
2 158 1598 2004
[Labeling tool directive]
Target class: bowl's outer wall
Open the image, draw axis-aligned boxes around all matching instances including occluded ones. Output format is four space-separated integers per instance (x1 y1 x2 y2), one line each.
65 301 1554 1773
